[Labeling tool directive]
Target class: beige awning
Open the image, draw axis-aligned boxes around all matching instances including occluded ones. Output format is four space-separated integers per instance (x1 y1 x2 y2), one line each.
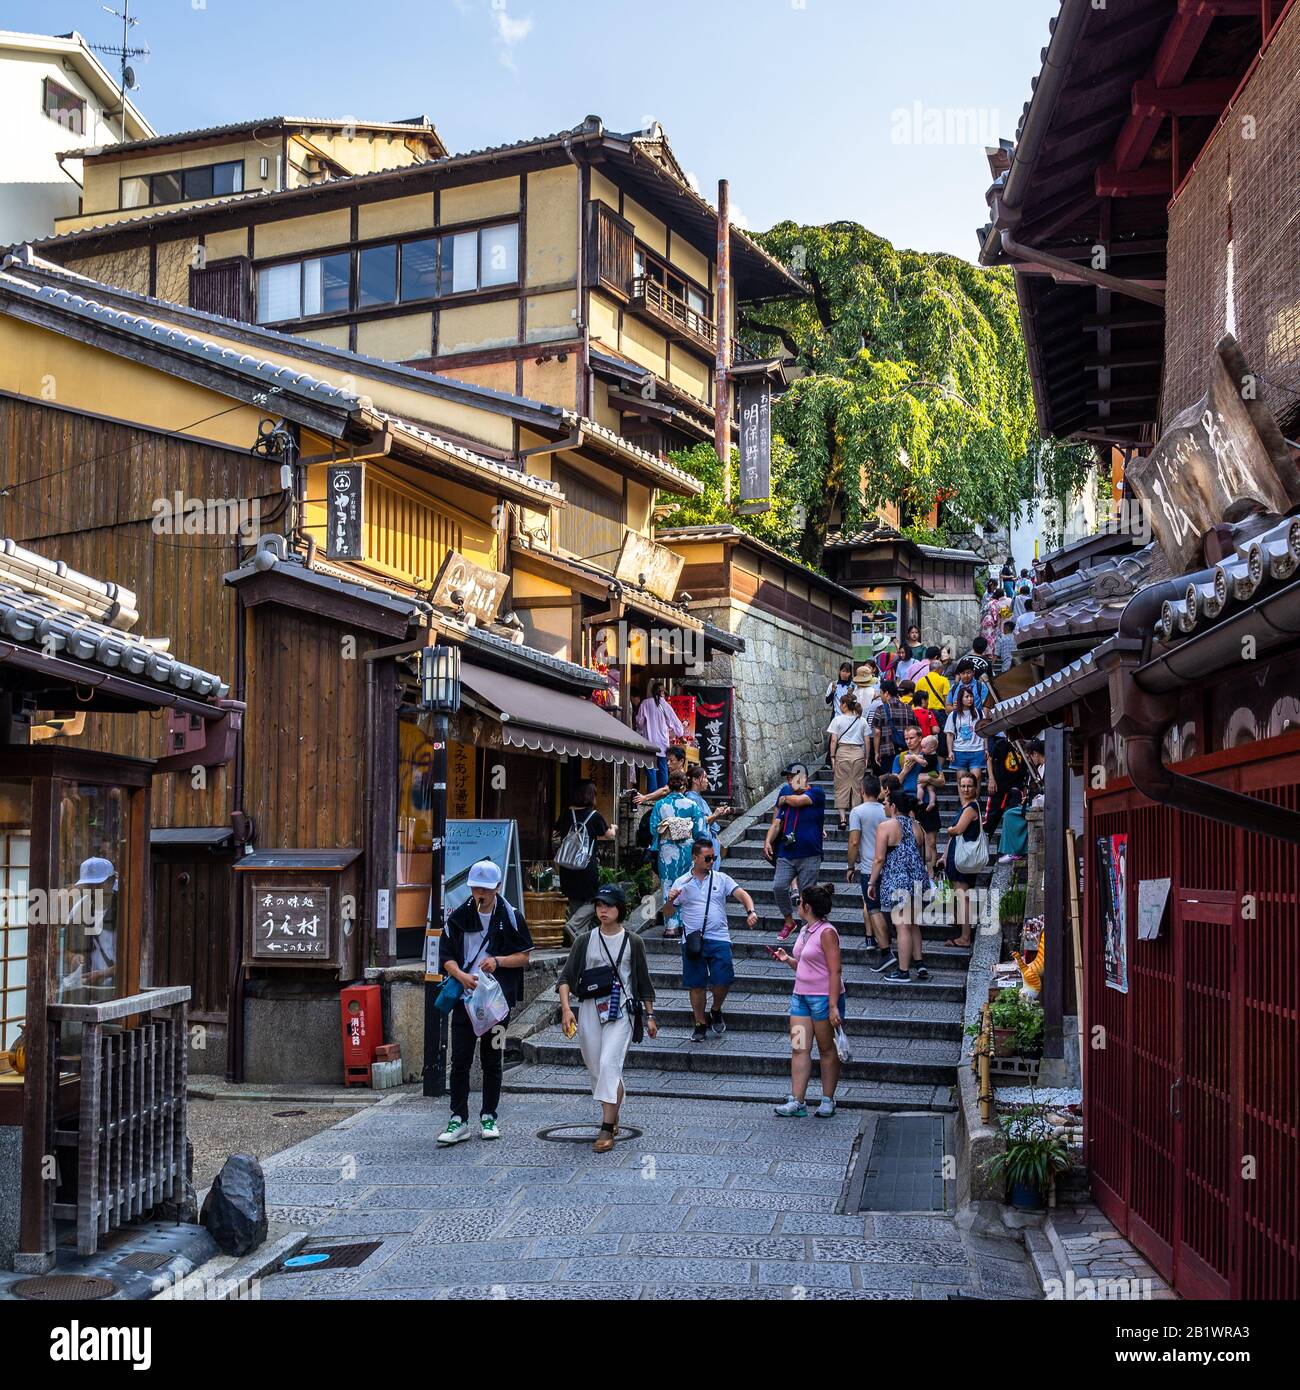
458 661 657 768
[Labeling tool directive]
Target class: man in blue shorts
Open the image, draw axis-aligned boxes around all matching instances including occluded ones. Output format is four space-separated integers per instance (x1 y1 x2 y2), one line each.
667 837 759 1041
846 773 893 971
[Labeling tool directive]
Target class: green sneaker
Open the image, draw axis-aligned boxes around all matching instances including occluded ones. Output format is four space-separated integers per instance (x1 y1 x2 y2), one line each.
773 1098 807 1118
480 1114 501 1141
436 1117 471 1146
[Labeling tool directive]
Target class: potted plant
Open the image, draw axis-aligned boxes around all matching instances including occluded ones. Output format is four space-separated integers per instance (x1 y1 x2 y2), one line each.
1013 993 1044 1057
989 987 1021 1056
982 1106 1070 1210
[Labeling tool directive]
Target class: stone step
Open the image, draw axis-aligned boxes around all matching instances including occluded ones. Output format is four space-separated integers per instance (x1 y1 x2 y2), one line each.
647 989 963 1040
652 912 974 945
647 963 967 1003
500 1063 956 1114
522 1024 961 1087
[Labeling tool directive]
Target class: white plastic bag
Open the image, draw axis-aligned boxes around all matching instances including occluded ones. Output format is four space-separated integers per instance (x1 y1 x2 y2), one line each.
464 969 509 1037
833 1024 852 1063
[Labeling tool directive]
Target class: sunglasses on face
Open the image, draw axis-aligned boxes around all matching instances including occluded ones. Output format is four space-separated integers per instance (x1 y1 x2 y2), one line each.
700 853 715 862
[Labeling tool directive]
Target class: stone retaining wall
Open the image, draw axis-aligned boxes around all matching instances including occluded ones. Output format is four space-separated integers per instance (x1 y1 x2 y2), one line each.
686 598 847 806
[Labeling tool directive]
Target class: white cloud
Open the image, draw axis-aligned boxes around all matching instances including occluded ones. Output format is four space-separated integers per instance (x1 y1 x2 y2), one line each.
490 6 534 69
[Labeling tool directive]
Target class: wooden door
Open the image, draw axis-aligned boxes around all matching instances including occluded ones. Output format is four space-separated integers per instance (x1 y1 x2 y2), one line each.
1173 889 1237 1299
151 851 232 1023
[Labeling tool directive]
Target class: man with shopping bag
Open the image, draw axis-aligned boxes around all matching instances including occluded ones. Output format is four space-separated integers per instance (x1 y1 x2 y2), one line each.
436 859 533 1146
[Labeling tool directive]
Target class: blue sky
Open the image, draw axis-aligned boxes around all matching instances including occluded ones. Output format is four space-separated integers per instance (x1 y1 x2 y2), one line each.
11 0 1059 260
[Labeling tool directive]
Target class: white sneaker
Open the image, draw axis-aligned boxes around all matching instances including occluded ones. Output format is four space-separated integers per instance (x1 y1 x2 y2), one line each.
815 1097 837 1119
436 1117 472 1146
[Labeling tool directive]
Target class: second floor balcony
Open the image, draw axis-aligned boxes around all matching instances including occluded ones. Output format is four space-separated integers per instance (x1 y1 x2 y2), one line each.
629 274 717 355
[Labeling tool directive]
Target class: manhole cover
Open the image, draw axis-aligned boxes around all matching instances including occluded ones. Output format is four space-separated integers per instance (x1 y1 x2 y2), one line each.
280 1240 381 1272
854 1114 947 1213
13 1275 117 1301
117 1251 171 1271
535 1124 643 1144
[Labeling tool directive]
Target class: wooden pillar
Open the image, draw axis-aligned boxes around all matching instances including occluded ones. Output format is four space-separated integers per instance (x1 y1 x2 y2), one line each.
1043 726 1067 1058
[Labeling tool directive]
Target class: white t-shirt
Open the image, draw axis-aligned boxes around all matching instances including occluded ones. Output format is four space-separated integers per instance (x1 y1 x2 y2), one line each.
945 710 983 753
849 800 888 873
586 926 633 995
459 909 494 971
827 712 868 746
669 870 738 940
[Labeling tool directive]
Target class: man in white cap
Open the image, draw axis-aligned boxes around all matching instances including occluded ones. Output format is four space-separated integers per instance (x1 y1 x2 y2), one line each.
436 859 533 1146
59 857 118 996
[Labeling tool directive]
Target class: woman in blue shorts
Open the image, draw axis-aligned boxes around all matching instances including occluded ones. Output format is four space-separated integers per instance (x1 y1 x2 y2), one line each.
772 882 845 1119
944 685 987 792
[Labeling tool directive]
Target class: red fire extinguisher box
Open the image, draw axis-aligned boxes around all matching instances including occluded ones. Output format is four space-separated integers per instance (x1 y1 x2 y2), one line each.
340 983 383 1087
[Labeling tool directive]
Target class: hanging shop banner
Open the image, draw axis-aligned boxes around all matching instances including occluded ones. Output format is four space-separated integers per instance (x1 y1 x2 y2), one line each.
325 464 364 559
688 687 734 796
737 378 772 514
1097 833 1129 994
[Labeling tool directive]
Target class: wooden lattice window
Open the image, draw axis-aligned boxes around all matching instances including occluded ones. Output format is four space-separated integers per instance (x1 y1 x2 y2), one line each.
555 462 625 564
0 825 31 1054
362 471 464 585
588 202 634 300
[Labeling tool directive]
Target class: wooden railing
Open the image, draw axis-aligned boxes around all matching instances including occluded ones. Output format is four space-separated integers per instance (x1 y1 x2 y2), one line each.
47 986 189 1255
629 276 717 350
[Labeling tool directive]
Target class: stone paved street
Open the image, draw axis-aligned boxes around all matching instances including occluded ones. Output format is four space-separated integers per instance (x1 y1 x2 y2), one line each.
255 1091 1041 1300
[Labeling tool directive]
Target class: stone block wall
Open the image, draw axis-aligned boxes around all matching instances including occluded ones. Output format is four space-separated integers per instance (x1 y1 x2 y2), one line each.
924 596 983 654
686 598 849 806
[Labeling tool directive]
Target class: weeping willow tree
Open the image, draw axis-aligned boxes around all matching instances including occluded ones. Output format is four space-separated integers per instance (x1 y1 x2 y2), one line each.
663 221 1092 570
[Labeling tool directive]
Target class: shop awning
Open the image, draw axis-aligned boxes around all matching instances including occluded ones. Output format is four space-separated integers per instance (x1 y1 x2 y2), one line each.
459 660 657 768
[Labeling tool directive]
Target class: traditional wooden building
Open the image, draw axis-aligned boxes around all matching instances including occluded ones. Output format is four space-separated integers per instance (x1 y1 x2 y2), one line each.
980 0 1300 1300
0 249 684 1085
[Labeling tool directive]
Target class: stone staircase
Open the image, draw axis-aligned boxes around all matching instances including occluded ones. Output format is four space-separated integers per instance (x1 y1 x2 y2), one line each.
507 771 975 1113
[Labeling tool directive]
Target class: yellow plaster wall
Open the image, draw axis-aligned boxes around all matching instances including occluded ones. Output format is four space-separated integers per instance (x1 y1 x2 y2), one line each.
80 139 280 215
627 481 652 534
436 359 518 395
667 348 710 403
356 314 433 362
525 166 578 286
525 290 576 344
305 130 428 175
587 292 620 352
512 569 571 600
0 317 274 453
254 209 351 258
522 355 577 410
559 449 623 498
624 196 666 257
589 170 621 212
620 313 668 376
293 325 352 349
667 232 709 287
204 227 250 261
438 299 519 353
358 193 435 240
518 604 571 661
440 177 520 225
156 238 200 303
592 382 622 433
62 248 151 296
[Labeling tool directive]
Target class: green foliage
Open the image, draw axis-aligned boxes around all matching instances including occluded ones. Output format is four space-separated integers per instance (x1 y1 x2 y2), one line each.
709 221 1097 567
990 985 1044 1054
898 521 947 548
981 1105 1071 1198
598 862 655 901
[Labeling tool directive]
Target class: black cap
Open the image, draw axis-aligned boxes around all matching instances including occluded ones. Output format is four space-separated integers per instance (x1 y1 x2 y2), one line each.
593 883 626 909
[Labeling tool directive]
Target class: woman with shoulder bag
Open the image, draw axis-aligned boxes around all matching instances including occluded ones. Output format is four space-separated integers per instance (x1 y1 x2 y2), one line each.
827 693 867 831
558 884 656 1153
944 771 986 950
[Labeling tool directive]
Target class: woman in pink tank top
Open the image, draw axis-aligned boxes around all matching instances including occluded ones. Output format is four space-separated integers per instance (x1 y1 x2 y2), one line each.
772 881 845 1119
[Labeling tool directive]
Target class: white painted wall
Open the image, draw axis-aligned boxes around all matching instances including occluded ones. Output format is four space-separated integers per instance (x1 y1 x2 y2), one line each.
0 47 132 245
1006 465 1104 573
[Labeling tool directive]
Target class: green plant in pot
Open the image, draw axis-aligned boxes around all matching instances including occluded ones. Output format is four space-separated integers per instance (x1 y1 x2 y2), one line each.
989 986 1021 1056
982 1106 1070 1210
1014 993 1044 1056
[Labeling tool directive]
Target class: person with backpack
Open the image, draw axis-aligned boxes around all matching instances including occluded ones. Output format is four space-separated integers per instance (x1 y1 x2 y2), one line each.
436 860 534 1146
649 772 709 939
558 884 657 1152
666 836 758 1041
553 780 616 917
763 762 827 941
870 679 917 777
772 881 846 1118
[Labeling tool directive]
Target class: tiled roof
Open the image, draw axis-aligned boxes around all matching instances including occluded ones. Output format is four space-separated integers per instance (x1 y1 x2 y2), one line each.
67 115 441 161
563 412 705 495
0 545 229 700
1015 594 1130 645
823 526 982 563
979 647 1108 736
656 524 863 603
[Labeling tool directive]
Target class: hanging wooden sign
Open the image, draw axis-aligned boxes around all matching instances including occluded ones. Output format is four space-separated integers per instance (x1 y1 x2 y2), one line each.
429 549 509 625
1126 336 1300 572
613 531 684 601
325 464 364 559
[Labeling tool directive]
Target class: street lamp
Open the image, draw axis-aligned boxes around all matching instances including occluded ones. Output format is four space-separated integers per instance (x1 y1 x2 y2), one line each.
420 643 461 1099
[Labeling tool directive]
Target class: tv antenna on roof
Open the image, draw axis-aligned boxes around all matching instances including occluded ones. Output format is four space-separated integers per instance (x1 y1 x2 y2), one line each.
88 1 150 140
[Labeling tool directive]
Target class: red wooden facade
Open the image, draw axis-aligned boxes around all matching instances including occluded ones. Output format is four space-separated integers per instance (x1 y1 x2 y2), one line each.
1084 733 1300 1300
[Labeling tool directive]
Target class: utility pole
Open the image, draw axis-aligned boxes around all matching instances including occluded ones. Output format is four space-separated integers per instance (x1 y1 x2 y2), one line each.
715 178 732 502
